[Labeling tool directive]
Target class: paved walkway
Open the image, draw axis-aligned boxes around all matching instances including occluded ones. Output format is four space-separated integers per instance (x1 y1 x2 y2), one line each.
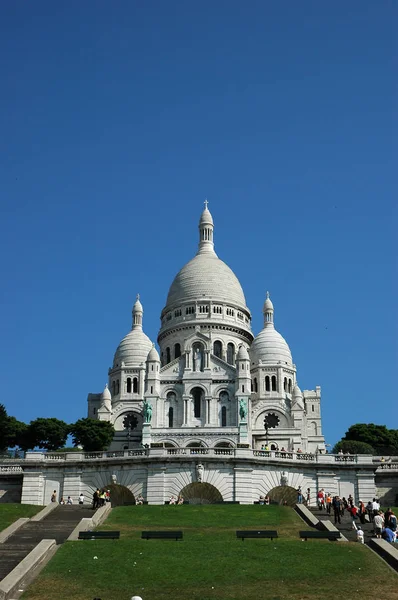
0 504 95 581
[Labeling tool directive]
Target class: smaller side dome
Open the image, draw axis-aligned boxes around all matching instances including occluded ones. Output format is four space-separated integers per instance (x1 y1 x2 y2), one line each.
101 383 111 401
147 345 160 362
293 383 302 398
292 383 304 410
237 345 249 360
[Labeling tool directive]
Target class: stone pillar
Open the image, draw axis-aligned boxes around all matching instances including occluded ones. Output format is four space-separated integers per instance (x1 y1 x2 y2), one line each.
316 471 338 496
205 397 211 425
356 471 376 503
146 466 166 505
21 471 45 505
142 423 151 447
62 470 83 502
182 395 190 425
234 467 253 504
238 422 248 444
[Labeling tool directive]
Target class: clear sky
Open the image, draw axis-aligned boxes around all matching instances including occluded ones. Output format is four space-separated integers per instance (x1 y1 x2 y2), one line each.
0 1 396 446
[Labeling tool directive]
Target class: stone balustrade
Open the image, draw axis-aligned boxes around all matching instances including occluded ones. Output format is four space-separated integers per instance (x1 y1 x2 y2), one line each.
7 449 393 466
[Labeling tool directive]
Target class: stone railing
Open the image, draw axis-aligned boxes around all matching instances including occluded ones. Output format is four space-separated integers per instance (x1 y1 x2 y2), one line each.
13 449 381 466
0 465 23 473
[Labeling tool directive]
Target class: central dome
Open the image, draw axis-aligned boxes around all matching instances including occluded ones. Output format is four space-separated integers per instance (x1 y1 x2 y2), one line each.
166 252 246 308
164 203 248 312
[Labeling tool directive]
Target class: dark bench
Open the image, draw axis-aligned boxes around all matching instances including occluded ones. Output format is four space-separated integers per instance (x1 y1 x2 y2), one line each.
78 531 120 540
123 501 148 505
141 530 183 541
236 530 278 541
299 530 340 541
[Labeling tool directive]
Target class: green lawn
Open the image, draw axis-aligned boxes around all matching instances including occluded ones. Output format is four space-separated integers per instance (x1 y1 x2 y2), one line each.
22 505 397 600
0 503 43 532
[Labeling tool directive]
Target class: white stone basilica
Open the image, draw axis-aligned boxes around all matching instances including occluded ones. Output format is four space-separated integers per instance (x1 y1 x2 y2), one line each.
88 204 325 454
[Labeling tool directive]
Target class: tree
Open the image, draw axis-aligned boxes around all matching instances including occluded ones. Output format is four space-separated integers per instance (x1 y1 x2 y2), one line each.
0 405 27 452
6 417 28 449
69 418 115 451
333 440 374 455
341 423 398 455
0 404 12 451
27 418 69 451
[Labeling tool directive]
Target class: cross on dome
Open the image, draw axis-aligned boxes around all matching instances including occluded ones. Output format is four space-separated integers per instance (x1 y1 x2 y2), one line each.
204 199 208 209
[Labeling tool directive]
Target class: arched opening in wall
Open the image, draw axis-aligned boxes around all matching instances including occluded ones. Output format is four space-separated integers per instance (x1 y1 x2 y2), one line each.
116 380 120 394
271 375 277 391
166 347 171 364
103 484 135 507
112 381 116 396
213 340 222 358
270 443 278 451
265 376 270 392
221 406 227 427
226 343 235 365
288 379 292 393
267 485 297 507
283 378 287 392
186 441 206 448
126 378 132 393
164 442 176 448
174 343 181 359
179 482 223 505
191 387 203 418
215 441 233 448
168 407 174 428
133 378 138 394
309 421 318 435
254 378 258 393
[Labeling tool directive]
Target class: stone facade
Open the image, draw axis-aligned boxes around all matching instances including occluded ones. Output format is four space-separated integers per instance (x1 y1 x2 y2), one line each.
88 204 325 454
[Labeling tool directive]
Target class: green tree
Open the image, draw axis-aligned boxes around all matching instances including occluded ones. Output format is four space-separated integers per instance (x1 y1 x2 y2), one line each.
342 423 398 455
0 405 27 452
333 440 374 455
27 418 69 451
0 404 12 451
6 417 28 449
69 418 114 451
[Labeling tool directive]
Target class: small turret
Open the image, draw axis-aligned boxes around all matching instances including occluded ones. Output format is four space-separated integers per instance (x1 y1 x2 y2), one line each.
145 344 160 396
132 294 143 329
263 291 274 326
198 200 215 255
292 383 304 410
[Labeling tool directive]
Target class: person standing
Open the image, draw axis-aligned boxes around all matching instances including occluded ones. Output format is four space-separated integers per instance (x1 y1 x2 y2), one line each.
50 490 57 503
374 512 384 539
333 496 342 524
358 500 366 525
79 493 84 505
92 489 99 509
326 493 332 514
356 527 364 544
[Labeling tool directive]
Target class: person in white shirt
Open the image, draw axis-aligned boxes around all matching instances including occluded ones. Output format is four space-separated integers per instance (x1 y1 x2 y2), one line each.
79 493 84 505
372 498 380 516
374 512 384 538
356 527 364 544
66 496 73 505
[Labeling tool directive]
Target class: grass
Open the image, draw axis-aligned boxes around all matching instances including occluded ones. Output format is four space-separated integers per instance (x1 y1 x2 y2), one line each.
22 505 397 600
0 503 44 532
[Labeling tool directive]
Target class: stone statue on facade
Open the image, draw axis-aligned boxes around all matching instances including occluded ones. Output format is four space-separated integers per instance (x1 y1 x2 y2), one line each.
196 463 204 483
111 473 117 485
280 471 288 487
143 400 152 423
239 398 247 421
194 348 202 372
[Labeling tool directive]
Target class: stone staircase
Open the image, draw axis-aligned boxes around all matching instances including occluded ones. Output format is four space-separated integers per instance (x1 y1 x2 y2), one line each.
0 505 95 581
309 505 374 543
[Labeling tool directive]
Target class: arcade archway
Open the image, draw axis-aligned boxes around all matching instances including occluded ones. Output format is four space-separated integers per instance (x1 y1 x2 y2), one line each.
267 485 297 506
104 483 135 507
180 482 223 504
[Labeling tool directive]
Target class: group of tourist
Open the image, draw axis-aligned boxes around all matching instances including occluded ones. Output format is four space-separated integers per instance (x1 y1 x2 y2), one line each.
92 489 111 509
50 490 86 505
168 495 184 504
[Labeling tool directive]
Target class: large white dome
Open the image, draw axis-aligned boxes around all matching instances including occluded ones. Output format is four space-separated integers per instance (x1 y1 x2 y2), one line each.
166 252 247 308
250 327 293 365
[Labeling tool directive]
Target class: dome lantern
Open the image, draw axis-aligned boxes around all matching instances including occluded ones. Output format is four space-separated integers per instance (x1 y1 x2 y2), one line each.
263 291 274 327
132 294 143 329
198 199 215 255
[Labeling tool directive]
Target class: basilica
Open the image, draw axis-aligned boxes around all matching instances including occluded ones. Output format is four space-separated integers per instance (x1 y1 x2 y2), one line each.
87 204 325 453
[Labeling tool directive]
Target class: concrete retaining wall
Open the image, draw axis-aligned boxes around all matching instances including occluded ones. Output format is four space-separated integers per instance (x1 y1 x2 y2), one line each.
368 538 398 572
0 518 30 544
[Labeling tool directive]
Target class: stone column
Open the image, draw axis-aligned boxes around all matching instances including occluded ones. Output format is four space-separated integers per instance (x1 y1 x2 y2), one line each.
234 467 253 504
62 470 83 502
146 466 166 505
21 471 45 505
205 397 212 425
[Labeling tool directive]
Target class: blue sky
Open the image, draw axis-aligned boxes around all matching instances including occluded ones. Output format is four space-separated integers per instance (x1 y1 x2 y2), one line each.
0 1 396 446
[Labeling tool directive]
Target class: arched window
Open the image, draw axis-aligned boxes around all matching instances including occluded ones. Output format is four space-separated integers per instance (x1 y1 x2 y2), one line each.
288 379 292 393
271 375 277 391
254 378 258 393
168 407 174 428
213 340 222 358
112 381 116 396
265 376 270 392
116 379 120 394
221 406 227 427
174 343 181 359
150 385 153 394
227 343 235 365
127 378 132 393
133 377 138 394
166 347 171 364
192 387 202 418
283 377 287 392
